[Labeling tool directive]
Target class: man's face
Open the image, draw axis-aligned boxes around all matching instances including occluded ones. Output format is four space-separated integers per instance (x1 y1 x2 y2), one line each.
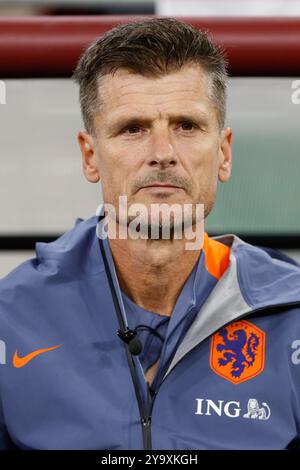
78 63 232 231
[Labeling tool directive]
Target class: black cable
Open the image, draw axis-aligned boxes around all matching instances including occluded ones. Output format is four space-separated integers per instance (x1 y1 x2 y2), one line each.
97 215 152 449
133 324 165 343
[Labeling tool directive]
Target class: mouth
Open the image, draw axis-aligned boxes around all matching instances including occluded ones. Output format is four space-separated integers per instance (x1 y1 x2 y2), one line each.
139 183 183 194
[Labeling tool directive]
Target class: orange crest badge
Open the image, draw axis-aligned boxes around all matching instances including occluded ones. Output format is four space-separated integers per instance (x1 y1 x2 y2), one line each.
210 320 265 384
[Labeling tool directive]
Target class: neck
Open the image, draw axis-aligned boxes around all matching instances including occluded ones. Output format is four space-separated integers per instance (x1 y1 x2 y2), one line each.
107 224 204 317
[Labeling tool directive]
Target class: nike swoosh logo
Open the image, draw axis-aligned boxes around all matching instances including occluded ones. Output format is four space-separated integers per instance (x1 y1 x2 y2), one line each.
13 344 62 368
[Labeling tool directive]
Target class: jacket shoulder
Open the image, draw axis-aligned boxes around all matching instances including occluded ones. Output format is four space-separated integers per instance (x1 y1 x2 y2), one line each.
0 215 102 297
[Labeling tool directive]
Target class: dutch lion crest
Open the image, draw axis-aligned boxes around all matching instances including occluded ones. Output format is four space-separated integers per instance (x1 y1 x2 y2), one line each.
210 320 266 384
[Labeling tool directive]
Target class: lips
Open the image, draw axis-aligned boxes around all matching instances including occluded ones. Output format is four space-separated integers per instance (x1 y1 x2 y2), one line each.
139 184 183 195
142 183 181 189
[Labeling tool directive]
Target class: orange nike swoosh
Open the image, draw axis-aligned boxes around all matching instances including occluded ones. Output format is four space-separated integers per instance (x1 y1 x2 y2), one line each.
13 344 62 368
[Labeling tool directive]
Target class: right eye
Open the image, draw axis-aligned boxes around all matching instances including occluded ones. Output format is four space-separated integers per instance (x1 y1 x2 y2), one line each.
123 126 142 135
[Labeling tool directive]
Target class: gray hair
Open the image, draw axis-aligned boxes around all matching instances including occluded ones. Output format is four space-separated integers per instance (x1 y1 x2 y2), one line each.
72 17 228 135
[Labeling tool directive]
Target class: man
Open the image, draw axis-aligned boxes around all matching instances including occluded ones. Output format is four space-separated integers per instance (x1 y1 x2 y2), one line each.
0 17 300 450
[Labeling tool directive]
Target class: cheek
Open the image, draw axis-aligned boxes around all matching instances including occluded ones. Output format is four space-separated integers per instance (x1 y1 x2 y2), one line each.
106 145 147 191
181 139 219 178
182 142 220 201
98 151 139 202
104 139 144 168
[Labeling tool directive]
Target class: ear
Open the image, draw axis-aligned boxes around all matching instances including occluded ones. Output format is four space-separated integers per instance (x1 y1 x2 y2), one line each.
218 127 233 183
77 131 101 183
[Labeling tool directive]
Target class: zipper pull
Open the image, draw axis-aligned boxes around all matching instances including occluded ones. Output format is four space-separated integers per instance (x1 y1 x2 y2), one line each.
142 416 152 427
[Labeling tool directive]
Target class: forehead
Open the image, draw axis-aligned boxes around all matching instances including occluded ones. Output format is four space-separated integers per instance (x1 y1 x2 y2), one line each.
97 64 213 118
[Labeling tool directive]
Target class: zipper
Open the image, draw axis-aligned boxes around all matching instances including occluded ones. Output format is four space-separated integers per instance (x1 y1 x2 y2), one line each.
142 381 158 450
141 383 155 450
140 300 300 450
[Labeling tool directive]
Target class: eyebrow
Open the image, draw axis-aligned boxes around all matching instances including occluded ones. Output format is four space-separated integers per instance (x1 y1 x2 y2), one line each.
106 112 210 135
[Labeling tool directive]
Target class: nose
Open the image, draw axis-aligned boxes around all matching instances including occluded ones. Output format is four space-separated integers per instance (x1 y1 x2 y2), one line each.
148 128 178 169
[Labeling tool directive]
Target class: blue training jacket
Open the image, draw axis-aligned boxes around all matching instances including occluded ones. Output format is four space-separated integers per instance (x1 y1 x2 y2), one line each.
0 215 300 450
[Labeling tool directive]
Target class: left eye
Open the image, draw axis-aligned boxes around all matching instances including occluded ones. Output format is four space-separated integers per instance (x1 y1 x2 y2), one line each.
180 121 197 131
124 126 141 134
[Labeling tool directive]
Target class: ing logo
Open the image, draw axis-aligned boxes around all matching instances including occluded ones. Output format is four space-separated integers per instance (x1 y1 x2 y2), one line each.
210 320 265 384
